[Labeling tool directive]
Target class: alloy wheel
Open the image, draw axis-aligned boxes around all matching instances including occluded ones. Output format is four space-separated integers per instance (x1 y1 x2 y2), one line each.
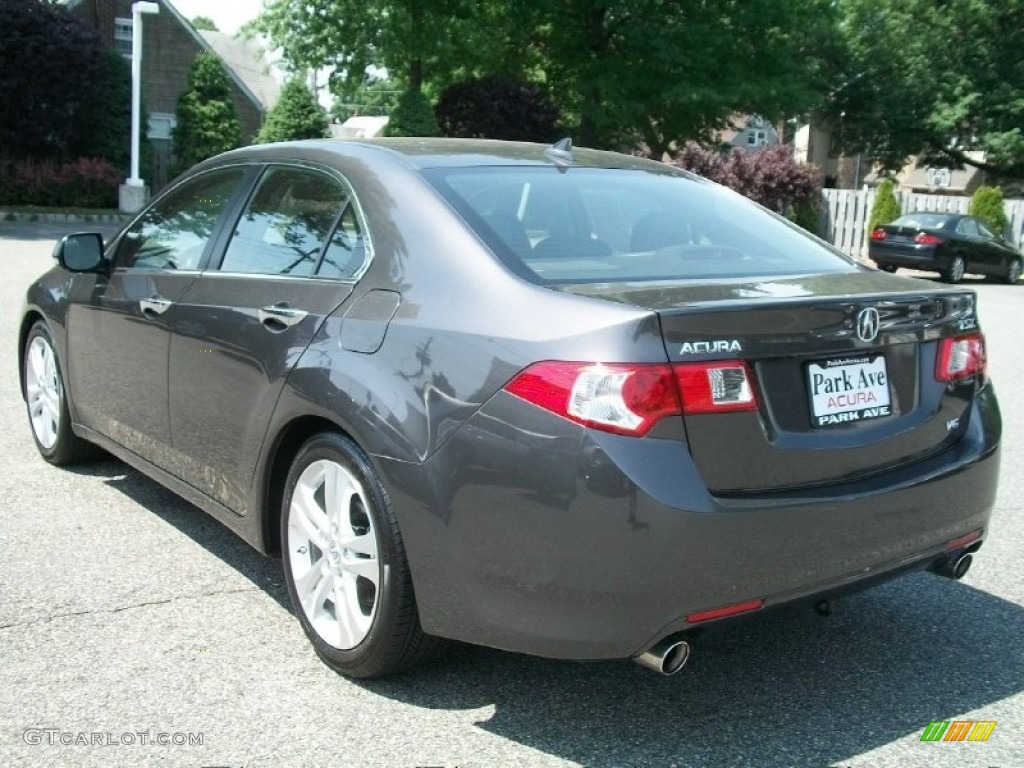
286 459 381 650
25 336 62 450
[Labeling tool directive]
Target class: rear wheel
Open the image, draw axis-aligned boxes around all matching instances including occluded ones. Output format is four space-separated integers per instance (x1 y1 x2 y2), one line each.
23 321 98 465
944 254 965 283
281 432 442 678
1005 258 1021 285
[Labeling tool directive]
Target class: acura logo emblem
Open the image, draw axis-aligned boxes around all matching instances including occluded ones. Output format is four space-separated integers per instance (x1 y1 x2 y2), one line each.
856 307 880 343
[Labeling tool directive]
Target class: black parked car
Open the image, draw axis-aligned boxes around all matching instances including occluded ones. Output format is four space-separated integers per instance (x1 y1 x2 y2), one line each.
20 139 1001 678
870 211 1022 284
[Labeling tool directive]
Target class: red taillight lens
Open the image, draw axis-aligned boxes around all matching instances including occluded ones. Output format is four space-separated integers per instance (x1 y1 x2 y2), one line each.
505 362 681 436
935 333 986 382
505 359 759 435
674 361 758 414
870 228 887 241
914 233 943 246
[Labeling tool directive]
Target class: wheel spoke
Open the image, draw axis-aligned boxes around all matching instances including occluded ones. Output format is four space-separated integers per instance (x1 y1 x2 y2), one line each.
294 558 327 595
324 463 356 522
333 582 356 648
343 556 379 584
340 530 377 558
292 482 330 550
301 566 334 616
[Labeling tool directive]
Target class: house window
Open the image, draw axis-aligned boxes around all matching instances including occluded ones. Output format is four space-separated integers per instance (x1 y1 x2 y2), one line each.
747 129 768 146
148 113 177 140
114 17 133 58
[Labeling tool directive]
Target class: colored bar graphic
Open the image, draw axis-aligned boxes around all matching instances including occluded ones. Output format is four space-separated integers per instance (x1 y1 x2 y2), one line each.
920 720 996 742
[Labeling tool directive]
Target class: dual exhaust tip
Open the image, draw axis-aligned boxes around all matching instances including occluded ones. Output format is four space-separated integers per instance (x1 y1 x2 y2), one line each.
930 552 973 581
636 552 974 676
634 636 691 676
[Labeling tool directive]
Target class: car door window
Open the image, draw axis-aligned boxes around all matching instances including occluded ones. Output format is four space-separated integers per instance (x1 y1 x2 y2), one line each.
219 166 347 276
975 220 998 239
114 168 246 270
957 218 980 237
317 203 368 279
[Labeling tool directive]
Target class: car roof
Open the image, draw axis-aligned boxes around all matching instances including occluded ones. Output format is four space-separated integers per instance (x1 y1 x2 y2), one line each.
216 137 682 173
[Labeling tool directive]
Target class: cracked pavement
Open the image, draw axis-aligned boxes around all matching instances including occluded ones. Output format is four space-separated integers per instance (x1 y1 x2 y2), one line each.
1 222 1022 768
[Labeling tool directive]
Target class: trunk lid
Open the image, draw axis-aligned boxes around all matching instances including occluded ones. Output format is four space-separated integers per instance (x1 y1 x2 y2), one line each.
562 272 982 493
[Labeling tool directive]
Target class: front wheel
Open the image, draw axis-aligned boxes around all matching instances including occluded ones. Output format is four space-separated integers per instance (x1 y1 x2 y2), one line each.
281 432 442 678
23 321 98 465
943 254 965 284
1005 258 1021 285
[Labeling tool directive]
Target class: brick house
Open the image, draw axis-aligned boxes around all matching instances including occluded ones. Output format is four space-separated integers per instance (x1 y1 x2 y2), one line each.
64 0 279 189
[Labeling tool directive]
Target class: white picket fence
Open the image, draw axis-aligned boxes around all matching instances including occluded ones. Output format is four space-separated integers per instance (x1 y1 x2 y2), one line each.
820 189 1024 259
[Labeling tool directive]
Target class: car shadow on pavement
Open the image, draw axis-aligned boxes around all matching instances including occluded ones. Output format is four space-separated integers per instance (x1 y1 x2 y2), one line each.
70 460 1022 767
67 459 292 613
359 575 1022 767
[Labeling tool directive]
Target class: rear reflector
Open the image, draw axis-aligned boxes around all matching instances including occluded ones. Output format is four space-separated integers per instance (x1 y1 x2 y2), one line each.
870 228 887 241
675 361 757 414
505 359 760 435
686 598 764 624
946 530 982 551
914 233 944 246
935 334 986 382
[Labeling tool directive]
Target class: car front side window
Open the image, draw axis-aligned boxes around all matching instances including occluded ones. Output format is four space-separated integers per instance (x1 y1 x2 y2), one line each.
219 166 348 277
114 168 247 270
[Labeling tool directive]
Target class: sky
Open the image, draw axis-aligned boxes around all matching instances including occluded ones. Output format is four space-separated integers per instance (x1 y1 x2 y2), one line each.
167 0 266 35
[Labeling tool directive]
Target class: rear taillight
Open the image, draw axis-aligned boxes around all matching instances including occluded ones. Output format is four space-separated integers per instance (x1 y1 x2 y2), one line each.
914 233 943 246
505 362 680 436
505 359 758 436
870 228 887 241
674 361 758 414
936 333 986 382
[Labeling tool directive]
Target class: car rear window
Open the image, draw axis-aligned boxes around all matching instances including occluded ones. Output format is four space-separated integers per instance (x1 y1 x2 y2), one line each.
890 213 953 230
423 166 855 283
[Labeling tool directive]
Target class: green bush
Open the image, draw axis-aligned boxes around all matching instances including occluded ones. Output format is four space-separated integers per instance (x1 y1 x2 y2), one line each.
385 88 438 137
868 179 901 234
968 185 1008 235
172 54 242 173
257 79 330 143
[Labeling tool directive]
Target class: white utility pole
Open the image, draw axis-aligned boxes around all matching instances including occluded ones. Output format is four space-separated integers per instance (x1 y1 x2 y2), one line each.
121 1 160 210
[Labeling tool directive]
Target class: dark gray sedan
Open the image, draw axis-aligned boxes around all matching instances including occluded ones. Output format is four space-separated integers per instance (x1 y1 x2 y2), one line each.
20 139 1001 678
869 211 1022 284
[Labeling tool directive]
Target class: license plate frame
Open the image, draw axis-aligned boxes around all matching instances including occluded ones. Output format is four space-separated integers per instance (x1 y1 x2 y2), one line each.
806 355 892 428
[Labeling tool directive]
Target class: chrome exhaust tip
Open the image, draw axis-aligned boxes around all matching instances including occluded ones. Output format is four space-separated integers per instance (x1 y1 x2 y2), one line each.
634 636 691 676
929 552 973 580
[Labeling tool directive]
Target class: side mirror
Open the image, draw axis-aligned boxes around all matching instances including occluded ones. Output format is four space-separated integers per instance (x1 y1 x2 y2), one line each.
53 233 106 273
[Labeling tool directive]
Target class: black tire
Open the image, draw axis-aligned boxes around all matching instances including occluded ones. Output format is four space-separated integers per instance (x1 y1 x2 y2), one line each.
877 264 897 273
1005 258 1021 285
22 321 99 466
281 432 442 678
943 254 966 284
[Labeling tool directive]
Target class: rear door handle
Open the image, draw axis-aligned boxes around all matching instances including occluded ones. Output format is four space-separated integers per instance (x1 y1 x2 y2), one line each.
139 297 173 317
259 305 307 330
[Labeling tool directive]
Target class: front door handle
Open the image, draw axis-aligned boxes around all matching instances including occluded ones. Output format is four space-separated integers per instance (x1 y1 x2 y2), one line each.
259 304 308 331
140 297 173 318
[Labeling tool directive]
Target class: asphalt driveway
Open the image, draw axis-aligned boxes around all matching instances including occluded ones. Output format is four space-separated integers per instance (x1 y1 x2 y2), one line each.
1 222 1022 768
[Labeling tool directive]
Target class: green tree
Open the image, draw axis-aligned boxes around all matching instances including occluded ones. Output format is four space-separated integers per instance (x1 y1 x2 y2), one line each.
385 88 439 137
257 79 330 142
868 180 901 234
830 0 1024 177
330 77 401 121
436 75 561 142
250 0 838 156
0 0 109 159
172 54 242 172
968 186 1009 236
191 15 218 31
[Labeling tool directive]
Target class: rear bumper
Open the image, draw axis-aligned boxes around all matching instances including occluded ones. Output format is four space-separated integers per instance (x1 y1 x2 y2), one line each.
379 385 1001 660
868 243 948 270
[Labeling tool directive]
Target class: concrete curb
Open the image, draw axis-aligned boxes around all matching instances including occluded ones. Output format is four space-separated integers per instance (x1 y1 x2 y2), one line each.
0 210 130 225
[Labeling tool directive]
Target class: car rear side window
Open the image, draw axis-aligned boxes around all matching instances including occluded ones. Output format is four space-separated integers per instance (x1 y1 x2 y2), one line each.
220 166 348 277
113 167 246 270
424 166 855 283
317 204 367 279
